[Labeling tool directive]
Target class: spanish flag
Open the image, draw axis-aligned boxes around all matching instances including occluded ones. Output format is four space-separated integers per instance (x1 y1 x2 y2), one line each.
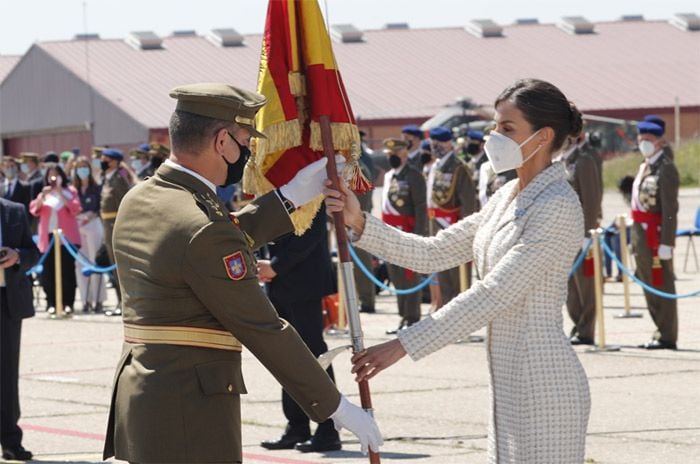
243 0 369 234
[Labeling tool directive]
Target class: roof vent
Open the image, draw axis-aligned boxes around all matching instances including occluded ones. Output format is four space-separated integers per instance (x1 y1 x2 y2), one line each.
126 31 163 50
515 18 539 25
384 22 409 29
206 28 245 47
465 19 503 38
558 16 595 34
620 15 644 21
74 33 100 41
330 24 364 43
670 13 700 31
172 30 197 37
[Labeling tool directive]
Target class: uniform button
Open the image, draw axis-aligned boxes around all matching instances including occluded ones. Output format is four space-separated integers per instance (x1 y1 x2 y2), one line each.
310 401 319 407
227 384 233 392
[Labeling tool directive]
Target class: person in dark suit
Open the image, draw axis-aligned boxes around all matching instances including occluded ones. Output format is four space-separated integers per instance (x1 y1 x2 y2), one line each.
257 204 341 452
0 197 40 461
2 158 31 215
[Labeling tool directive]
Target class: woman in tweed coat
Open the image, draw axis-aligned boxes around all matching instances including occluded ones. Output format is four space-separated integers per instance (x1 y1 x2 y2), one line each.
327 79 591 463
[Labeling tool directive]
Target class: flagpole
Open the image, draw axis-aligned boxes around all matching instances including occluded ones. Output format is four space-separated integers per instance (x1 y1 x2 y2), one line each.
320 115 380 464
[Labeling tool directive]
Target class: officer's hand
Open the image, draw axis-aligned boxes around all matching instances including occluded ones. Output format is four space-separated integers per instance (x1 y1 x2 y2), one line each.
323 179 364 234
0 247 19 268
658 244 673 261
256 260 276 283
330 395 383 455
279 155 345 208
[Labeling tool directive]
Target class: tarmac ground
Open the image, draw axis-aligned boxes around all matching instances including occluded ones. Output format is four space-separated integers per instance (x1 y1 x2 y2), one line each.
7 187 700 463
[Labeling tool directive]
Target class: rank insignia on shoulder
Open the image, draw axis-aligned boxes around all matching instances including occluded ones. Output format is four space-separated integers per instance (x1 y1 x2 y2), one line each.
223 251 247 280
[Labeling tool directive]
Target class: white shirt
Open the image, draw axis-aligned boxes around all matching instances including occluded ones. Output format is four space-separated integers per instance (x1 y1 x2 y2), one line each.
631 149 663 212
164 159 217 194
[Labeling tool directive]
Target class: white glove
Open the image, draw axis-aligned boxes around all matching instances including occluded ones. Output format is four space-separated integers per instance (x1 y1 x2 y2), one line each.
330 395 383 454
279 154 345 208
658 244 673 260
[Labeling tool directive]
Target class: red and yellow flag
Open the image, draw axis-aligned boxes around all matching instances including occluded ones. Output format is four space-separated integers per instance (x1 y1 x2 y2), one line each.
243 0 369 233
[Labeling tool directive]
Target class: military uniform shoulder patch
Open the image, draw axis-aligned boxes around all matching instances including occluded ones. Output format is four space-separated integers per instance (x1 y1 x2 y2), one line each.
223 251 247 280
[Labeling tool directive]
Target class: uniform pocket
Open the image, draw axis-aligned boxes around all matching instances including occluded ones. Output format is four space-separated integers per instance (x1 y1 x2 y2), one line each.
195 360 247 395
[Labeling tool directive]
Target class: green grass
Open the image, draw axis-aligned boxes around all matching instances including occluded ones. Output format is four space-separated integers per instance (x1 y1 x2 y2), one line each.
603 140 700 190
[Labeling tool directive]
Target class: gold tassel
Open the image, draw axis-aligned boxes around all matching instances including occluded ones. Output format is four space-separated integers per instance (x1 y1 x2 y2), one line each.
288 72 306 97
290 195 324 235
255 119 303 158
347 161 373 194
308 121 361 158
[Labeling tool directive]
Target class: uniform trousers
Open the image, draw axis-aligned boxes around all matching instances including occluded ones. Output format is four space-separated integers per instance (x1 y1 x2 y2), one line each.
567 251 597 340
269 295 337 438
387 264 421 326
101 218 121 302
438 266 461 306
40 245 77 309
632 224 678 343
76 217 106 306
0 289 24 450
352 247 375 310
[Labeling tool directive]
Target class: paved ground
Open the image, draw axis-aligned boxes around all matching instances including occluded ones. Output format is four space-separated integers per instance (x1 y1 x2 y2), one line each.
8 187 700 463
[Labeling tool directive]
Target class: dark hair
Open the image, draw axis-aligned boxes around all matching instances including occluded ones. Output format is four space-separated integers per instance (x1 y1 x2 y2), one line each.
169 110 230 154
72 156 97 190
494 78 583 152
43 162 70 187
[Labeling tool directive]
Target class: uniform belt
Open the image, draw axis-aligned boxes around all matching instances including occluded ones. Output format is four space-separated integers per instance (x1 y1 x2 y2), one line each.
123 323 242 352
381 212 416 232
428 207 460 223
101 211 118 220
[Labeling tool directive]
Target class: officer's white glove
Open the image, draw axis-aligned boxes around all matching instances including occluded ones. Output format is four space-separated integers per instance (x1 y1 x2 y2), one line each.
279 154 346 208
330 395 383 455
658 244 673 261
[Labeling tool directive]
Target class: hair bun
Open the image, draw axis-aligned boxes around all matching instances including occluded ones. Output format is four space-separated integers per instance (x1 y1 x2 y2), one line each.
568 101 583 137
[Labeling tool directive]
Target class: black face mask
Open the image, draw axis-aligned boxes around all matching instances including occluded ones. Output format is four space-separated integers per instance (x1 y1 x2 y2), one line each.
100 160 110 171
420 152 432 165
388 154 402 169
151 156 164 169
405 140 413 150
220 132 250 187
467 143 481 155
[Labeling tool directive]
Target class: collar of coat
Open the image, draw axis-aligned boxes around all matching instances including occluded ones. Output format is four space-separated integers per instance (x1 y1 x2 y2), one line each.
501 162 567 221
156 163 214 195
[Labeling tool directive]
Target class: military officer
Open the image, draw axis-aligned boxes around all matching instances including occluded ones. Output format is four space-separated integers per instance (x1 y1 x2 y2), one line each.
102 83 381 464
129 143 154 180
354 131 377 313
631 121 679 350
561 134 602 345
99 148 132 315
381 138 427 334
401 124 425 171
427 127 477 303
465 130 487 208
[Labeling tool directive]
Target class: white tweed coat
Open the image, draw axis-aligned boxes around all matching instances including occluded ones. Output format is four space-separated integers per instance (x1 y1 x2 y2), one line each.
355 163 590 463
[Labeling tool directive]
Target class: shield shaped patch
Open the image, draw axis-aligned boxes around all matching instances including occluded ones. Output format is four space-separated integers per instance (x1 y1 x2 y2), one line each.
223 251 247 280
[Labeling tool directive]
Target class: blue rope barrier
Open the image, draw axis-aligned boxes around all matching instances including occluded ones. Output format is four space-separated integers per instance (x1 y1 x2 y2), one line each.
568 237 593 278
600 238 700 299
348 243 436 295
58 232 117 274
26 235 55 275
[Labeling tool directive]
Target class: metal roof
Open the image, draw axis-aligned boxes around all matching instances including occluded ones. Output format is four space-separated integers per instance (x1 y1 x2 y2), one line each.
0 55 20 83
30 18 700 128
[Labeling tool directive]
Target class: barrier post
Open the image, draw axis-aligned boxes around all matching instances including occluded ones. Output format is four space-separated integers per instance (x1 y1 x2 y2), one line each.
52 229 66 318
588 229 620 352
615 214 642 319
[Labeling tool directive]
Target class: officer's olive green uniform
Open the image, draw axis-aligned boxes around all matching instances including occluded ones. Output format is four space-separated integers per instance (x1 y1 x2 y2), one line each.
103 165 340 463
564 148 602 340
353 160 376 312
631 152 679 343
100 169 130 264
382 163 427 326
427 152 476 303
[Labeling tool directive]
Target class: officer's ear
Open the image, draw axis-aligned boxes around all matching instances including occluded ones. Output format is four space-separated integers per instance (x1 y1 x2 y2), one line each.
213 127 229 155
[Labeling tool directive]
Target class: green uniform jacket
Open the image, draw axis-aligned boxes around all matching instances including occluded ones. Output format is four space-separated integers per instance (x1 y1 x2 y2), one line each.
428 153 476 235
634 153 679 247
100 168 131 214
103 164 340 463
564 148 602 237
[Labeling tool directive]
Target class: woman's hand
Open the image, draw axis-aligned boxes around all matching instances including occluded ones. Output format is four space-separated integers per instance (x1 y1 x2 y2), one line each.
351 339 407 382
323 179 365 234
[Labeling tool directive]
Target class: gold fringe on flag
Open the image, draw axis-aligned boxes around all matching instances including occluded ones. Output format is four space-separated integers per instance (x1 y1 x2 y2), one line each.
288 72 306 97
290 195 324 235
308 121 361 157
254 119 303 159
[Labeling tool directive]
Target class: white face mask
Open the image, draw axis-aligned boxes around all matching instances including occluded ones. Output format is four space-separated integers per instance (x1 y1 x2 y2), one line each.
484 129 542 174
638 140 657 158
131 159 144 172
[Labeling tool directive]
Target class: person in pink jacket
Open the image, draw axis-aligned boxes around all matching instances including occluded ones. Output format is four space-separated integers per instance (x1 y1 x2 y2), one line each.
30 164 82 314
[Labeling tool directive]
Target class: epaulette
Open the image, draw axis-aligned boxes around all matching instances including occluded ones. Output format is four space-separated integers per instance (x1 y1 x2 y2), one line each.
193 191 227 221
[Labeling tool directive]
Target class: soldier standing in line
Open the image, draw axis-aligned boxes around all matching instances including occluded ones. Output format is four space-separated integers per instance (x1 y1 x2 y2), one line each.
381 138 427 334
643 114 674 160
631 121 679 350
355 130 377 313
99 149 132 316
129 144 154 180
465 130 487 210
401 124 425 171
561 134 602 345
427 127 477 304
102 83 381 464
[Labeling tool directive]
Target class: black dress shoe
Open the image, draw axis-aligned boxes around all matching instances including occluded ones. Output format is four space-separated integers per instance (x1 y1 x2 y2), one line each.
640 339 677 350
359 305 375 313
261 432 310 450
295 437 342 453
570 335 595 346
2 445 33 461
